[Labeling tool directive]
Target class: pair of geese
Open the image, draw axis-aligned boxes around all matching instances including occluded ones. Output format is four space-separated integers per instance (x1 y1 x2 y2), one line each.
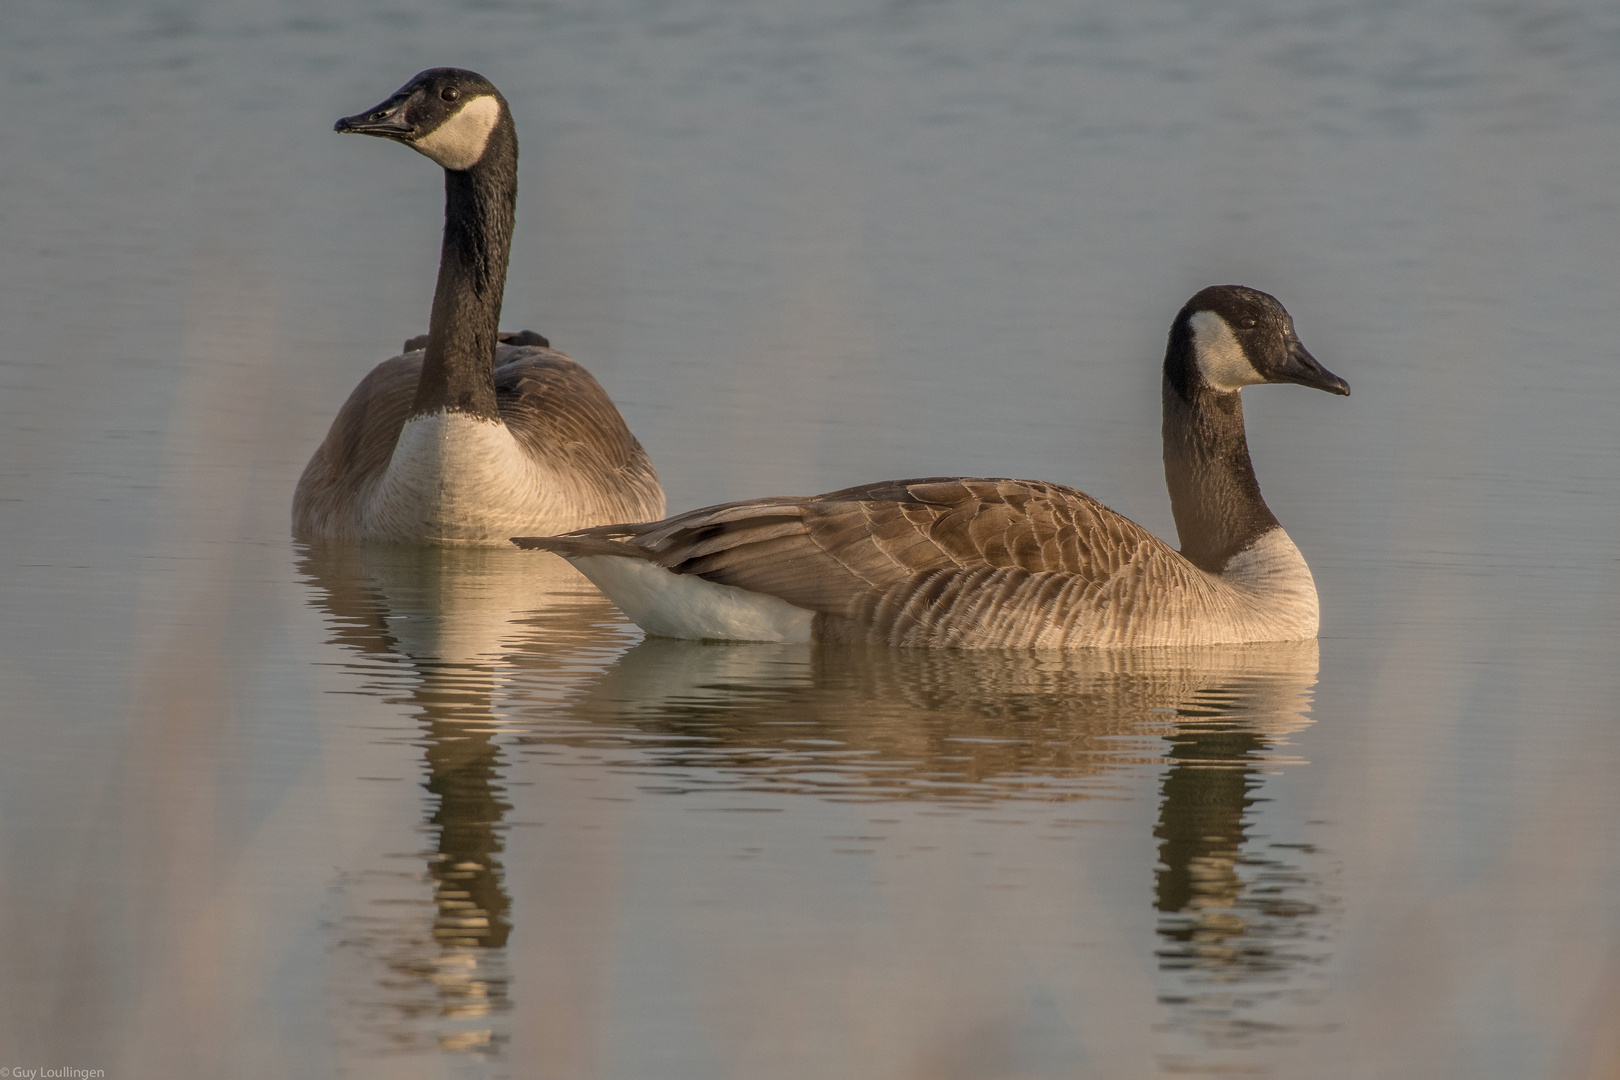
294 68 1350 650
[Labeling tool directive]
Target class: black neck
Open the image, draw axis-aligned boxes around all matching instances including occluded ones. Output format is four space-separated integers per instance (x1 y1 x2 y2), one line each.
1161 322 1279 573
411 120 518 420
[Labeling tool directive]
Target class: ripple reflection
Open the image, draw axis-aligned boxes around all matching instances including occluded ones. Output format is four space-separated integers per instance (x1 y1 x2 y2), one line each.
1148 648 1337 1063
297 543 632 1058
514 637 1319 809
515 633 1335 1055
301 541 1333 1062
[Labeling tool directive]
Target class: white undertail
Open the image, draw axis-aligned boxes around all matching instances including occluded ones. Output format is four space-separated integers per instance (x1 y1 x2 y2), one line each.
571 556 814 643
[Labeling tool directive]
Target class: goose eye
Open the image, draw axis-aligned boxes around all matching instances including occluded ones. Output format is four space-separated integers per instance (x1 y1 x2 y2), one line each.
440 86 460 103
1237 317 1257 330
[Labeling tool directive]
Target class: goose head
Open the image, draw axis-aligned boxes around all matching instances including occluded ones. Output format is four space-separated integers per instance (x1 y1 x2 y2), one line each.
335 68 512 172
1167 285 1350 400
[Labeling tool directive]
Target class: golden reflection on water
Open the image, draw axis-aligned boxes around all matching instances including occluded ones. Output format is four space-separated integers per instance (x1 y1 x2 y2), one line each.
1151 669 1335 1058
532 636 1317 806
297 544 634 1058
537 634 1331 1060
299 545 1330 1064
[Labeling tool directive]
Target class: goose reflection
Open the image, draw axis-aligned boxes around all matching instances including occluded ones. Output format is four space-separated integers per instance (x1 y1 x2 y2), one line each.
533 635 1329 1048
1145 649 1334 1055
550 637 1318 806
296 543 629 1056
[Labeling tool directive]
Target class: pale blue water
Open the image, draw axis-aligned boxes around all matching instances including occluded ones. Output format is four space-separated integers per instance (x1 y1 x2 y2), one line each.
1 0 1618 1076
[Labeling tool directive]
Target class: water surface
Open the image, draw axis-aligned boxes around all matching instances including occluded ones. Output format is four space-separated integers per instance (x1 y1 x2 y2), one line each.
2 0 1618 1076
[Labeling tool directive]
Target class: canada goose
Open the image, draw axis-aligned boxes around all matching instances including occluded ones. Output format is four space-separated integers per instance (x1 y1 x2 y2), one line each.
293 68 664 544
514 286 1348 648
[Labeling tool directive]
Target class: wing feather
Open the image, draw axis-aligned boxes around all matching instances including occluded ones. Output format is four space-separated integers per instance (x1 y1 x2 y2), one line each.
494 345 664 522
292 354 421 537
547 476 1187 644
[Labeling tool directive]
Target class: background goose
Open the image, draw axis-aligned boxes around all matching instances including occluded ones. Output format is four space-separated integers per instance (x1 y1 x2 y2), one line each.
293 68 664 544
515 286 1349 647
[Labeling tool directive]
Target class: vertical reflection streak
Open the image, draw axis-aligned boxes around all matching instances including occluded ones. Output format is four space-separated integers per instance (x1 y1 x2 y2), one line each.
298 544 630 1059
423 696 512 952
1152 681 1334 1061
525 636 1334 1065
413 669 512 1049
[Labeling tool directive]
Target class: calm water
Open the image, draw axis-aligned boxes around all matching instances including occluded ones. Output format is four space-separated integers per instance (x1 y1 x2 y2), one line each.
2 0 1619 1076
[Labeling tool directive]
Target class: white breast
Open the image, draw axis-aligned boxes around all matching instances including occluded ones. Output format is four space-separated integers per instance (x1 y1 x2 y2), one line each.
359 410 561 543
1215 528 1321 640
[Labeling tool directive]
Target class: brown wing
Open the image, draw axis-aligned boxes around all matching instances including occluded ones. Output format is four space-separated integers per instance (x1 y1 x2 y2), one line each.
539 477 1188 645
292 353 421 538
493 345 664 522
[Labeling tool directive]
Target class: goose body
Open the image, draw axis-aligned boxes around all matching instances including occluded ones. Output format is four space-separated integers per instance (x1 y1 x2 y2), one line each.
293 68 663 544
516 286 1348 648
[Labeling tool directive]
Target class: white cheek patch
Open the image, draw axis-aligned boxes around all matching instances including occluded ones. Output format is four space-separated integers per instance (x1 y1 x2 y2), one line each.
1190 310 1265 392
412 95 502 170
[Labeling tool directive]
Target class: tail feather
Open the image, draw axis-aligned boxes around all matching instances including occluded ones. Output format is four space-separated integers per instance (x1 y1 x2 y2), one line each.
510 534 658 560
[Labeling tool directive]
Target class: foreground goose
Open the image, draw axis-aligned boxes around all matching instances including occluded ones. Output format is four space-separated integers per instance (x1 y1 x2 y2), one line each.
293 68 664 544
515 286 1348 647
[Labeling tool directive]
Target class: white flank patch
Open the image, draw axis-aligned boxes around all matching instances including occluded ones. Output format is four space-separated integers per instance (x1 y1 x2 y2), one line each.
570 555 815 643
1190 310 1265 392
363 410 560 543
413 95 502 170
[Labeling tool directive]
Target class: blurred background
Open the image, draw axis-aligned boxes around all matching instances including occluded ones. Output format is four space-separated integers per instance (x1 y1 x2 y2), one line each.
0 0 1617 1076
